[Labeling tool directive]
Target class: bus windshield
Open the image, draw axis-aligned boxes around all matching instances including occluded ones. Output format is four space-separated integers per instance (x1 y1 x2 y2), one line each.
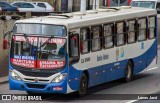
10 35 66 69
13 23 67 36
131 1 156 9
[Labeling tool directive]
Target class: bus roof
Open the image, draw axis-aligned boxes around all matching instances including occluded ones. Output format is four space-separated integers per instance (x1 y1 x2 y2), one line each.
16 7 156 29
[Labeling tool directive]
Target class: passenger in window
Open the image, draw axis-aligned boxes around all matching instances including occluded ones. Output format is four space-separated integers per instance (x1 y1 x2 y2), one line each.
138 30 146 40
128 32 135 43
81 41 88 53
104 37 113 48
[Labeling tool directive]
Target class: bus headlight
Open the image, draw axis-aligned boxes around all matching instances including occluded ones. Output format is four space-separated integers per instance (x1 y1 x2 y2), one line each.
52 73 67 83
9 70 21 81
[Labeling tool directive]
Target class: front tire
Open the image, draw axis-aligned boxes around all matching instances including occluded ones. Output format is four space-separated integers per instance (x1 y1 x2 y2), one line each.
124 61 133 82
78 73 88 96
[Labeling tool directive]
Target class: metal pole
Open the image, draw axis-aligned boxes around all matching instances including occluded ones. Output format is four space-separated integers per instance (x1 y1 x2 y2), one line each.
81 0 86 12
118 0 120 7
93 0 99 10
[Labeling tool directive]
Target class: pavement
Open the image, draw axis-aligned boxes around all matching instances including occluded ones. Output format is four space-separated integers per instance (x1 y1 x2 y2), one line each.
0 76 8 84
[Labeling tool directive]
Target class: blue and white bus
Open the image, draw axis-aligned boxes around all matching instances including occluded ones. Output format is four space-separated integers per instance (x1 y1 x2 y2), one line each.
3 7 158 96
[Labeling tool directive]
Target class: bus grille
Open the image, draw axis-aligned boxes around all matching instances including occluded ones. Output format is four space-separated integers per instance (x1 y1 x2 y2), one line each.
19 70 54 77
26 83 46 89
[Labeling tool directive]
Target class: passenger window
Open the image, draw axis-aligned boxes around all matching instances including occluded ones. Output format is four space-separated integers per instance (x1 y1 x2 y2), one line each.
115 22 126 46
80 28 90 54
37 3 46 8
138 18 147 41
91 26 102 51
70 35 79 57
103 24 114 48
69 34 80 64
22 3 34 8
148 16 156 39
128 20 137 43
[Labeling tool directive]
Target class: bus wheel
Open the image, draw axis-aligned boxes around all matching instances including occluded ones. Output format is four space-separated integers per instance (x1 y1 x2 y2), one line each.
78 73 88 96
125 61 133 82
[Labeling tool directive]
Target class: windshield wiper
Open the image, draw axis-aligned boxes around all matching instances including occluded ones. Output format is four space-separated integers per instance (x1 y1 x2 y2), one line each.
40 35 55 48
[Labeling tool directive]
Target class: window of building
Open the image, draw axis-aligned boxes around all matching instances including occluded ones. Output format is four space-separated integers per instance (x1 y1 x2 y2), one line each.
72 0 80 12
91 26 102 51
128 20 137 43
148 16 156 39
103 23 114 48
80 28 90 54
138 18 147 41
115 22 126 46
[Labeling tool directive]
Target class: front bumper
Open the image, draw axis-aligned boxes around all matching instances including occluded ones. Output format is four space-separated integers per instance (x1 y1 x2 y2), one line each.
9 76 67 94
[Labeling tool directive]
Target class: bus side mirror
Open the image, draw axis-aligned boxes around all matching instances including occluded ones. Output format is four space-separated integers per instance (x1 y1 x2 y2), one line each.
2 39 9 50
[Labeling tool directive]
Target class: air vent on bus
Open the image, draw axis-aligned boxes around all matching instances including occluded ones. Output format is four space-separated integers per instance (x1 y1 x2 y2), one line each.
121 6 132 9
74 12 86 16
99 6 121 12
98 9 110 12
86 10 98 14
46 14 73 19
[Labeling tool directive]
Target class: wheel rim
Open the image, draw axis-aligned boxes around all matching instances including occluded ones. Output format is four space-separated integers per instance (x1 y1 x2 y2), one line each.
80 77 87 93
127 65 131 79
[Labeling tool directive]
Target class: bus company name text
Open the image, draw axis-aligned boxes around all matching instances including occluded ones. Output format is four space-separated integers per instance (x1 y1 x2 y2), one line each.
97 54 109 62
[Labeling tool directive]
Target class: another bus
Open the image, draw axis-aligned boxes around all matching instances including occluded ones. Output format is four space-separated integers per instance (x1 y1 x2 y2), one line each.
3 7 158 96
131 0 160 14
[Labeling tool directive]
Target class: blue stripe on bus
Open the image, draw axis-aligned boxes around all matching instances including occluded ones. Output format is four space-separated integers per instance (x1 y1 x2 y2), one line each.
68 39 157 90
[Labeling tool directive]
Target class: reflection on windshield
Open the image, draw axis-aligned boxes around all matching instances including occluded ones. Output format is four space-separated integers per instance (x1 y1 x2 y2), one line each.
13 23 66 36
131 1 156 9
11 35 66 69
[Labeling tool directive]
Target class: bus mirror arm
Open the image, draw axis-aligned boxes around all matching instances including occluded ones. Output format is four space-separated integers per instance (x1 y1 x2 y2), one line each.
3 30 12 39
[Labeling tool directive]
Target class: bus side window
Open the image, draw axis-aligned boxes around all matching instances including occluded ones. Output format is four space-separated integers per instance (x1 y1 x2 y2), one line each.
91 26 102 52
69 34 80 64
115 21 126 46
127 20 137 43
148 16 156 39
103 23 114 49
80 28 90 54
138 18 147 41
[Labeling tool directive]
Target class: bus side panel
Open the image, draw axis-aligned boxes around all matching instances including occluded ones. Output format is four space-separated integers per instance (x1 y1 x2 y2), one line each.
147 39 157 67
133 40 157 74
88 60 127 87
68 66 82 91
147 16 158 67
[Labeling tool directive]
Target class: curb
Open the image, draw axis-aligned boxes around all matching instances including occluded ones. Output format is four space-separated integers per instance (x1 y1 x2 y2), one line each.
0 76 8 84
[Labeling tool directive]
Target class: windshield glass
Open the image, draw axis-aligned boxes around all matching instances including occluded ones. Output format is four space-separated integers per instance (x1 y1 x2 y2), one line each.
10 35 66 69
131 1 156 9
13 23 67 36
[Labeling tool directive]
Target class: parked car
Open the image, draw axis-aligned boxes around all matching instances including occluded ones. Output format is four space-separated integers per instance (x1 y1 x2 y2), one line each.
131 0 160 14
0 1 18 12
11 2 50 12
32 2 54 12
